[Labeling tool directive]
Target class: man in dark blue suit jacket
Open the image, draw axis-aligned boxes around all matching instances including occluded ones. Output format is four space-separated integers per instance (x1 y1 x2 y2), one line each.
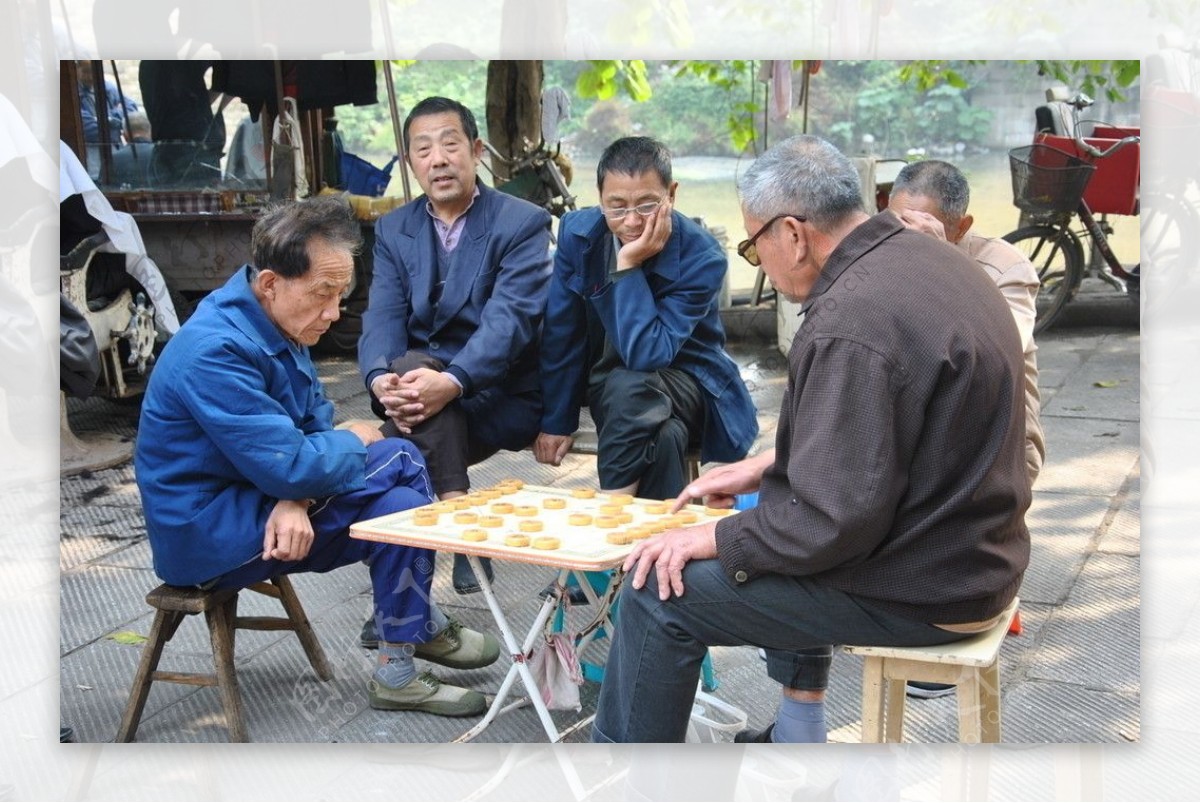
534 137 758 501
359 97 553 597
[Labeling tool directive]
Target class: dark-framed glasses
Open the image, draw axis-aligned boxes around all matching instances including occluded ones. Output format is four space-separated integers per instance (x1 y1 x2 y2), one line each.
737 213 807 266
601 200 662 220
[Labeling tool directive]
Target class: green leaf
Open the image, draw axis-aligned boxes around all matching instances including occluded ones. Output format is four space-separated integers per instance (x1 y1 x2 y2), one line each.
108 630 148 645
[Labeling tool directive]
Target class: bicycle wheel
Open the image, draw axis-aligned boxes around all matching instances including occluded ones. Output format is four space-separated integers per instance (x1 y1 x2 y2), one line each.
1003 224 1084 335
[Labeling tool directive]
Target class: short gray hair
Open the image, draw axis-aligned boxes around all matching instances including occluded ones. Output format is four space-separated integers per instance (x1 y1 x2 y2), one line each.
737 135 864 230
251 195 362 279
891 160 971 223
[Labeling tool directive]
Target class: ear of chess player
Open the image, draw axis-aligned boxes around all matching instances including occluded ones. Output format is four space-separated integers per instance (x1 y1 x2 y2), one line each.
135 195 500 718
591 135 1030 743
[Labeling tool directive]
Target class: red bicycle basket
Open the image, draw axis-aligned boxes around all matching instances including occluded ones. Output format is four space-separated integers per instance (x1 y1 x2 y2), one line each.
1035 132 1140 216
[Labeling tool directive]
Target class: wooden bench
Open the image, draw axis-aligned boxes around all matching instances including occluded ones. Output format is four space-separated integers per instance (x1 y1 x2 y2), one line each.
116 575 332 742
843 597 1020 743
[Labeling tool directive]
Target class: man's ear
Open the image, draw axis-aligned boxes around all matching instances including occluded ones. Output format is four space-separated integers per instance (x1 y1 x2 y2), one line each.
255 268 279 298
472 138 484 161
954 214 974 243
774 215 809 268
667 180 679 203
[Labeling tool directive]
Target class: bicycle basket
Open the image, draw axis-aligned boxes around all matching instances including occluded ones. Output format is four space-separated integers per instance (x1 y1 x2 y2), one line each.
1008 144 1096 215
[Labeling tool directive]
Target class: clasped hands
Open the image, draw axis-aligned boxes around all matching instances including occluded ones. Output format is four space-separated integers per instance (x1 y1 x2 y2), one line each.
371 368 460 434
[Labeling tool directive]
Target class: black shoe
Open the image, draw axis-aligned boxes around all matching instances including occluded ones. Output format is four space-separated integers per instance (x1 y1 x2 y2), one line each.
60 726 75 743
539 582 590 605
905 681 956 699
734 723 774 743
453 554 494 595
360 615 379 650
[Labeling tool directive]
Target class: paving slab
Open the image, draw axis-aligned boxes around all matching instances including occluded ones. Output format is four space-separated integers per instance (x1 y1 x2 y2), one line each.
1024 552 1140 696
1019 492 1113 605
1033 416 1138 497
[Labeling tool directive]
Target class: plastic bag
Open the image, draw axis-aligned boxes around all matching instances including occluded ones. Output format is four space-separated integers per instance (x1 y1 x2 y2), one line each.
271 97 308 200
528 633 583 711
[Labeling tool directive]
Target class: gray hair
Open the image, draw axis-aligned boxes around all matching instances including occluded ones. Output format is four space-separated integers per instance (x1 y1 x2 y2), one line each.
737 135 864 230
891 159 971 223
250 195 362 279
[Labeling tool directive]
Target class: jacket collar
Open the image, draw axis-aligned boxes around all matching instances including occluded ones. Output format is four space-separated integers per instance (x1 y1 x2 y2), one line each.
214 265 295 357
802 212 903 313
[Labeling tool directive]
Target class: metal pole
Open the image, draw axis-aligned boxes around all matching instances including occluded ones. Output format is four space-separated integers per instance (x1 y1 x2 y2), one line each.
382 60 412 202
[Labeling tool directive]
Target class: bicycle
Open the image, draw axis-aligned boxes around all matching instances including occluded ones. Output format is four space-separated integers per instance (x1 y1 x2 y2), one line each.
1001 91 1141 334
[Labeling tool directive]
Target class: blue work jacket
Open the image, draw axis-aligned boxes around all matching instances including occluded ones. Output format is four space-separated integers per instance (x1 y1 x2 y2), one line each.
134 266 367 586
540 207 758 464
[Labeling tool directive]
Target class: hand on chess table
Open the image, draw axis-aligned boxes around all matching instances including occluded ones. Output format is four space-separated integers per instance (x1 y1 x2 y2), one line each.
671 449 777 512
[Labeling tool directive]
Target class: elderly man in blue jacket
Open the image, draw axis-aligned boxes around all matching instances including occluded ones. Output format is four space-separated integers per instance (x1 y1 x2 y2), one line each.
135 195 499 718
534 136 757 501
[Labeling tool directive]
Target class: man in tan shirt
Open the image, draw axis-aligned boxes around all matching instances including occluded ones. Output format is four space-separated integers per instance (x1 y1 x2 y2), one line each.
888 159 1044 700
890 160 1045 485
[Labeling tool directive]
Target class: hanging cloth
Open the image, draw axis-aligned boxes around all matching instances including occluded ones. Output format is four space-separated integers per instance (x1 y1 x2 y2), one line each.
271 97 308 200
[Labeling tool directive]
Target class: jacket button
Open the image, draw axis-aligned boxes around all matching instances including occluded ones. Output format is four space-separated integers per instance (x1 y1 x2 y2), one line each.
734 570 748 583
429 341 440 351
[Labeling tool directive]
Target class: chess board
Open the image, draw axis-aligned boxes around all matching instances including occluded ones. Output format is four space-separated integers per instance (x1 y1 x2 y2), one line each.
350 482 733 571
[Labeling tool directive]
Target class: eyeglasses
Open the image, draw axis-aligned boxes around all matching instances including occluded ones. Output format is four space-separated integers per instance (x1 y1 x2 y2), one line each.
601 201 662 220
737 214 807 266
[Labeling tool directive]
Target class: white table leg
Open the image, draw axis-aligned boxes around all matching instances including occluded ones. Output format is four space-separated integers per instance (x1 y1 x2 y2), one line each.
455 560 571 742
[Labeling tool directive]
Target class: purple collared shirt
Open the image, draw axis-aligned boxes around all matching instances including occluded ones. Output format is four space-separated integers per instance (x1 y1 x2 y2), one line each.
425 185 480 252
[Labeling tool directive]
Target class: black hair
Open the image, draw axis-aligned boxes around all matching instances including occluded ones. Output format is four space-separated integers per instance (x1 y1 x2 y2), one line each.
403 96 479 152
596 136 673 191
250 195 362 279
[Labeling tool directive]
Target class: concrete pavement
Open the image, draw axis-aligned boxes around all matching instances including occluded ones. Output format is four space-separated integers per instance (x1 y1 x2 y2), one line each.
57 289 1140 748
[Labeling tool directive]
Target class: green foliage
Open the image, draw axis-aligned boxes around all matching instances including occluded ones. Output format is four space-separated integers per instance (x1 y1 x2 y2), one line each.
576 60 652 102
1033 60 1141 102
902 60 1140 103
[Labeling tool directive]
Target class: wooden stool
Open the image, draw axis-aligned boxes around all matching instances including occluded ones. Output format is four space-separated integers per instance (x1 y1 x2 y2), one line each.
844 597 1020 743
116 575 333 742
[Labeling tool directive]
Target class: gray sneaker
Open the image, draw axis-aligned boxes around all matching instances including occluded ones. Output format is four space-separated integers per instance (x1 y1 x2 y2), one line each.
368 671 487 717
415 618 501 670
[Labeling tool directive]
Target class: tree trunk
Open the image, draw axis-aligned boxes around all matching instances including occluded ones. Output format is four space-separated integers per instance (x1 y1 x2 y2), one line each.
485 60 543 182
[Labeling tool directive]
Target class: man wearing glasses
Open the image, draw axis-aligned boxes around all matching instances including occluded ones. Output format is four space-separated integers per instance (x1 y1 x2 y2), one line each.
592 135 1029 743
534 136 757 504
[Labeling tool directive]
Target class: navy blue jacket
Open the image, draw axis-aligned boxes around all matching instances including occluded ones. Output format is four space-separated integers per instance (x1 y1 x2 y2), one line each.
540 207 758 464
358 183 552 399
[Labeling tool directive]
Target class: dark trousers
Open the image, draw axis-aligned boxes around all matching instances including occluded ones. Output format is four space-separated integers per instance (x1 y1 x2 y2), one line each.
381 351 541 494
588 366 705 500
592 559 968 743
211 439 437 644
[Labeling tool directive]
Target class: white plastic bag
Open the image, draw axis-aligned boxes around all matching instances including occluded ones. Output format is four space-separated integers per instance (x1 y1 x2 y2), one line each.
528 633 583 711
271 97 308 200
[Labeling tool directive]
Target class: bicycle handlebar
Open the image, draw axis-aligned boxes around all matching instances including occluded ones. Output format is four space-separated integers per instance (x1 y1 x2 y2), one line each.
1075 133 1140 160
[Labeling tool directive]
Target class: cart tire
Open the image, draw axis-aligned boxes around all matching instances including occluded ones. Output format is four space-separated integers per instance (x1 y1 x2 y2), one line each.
1002 224 1084 335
